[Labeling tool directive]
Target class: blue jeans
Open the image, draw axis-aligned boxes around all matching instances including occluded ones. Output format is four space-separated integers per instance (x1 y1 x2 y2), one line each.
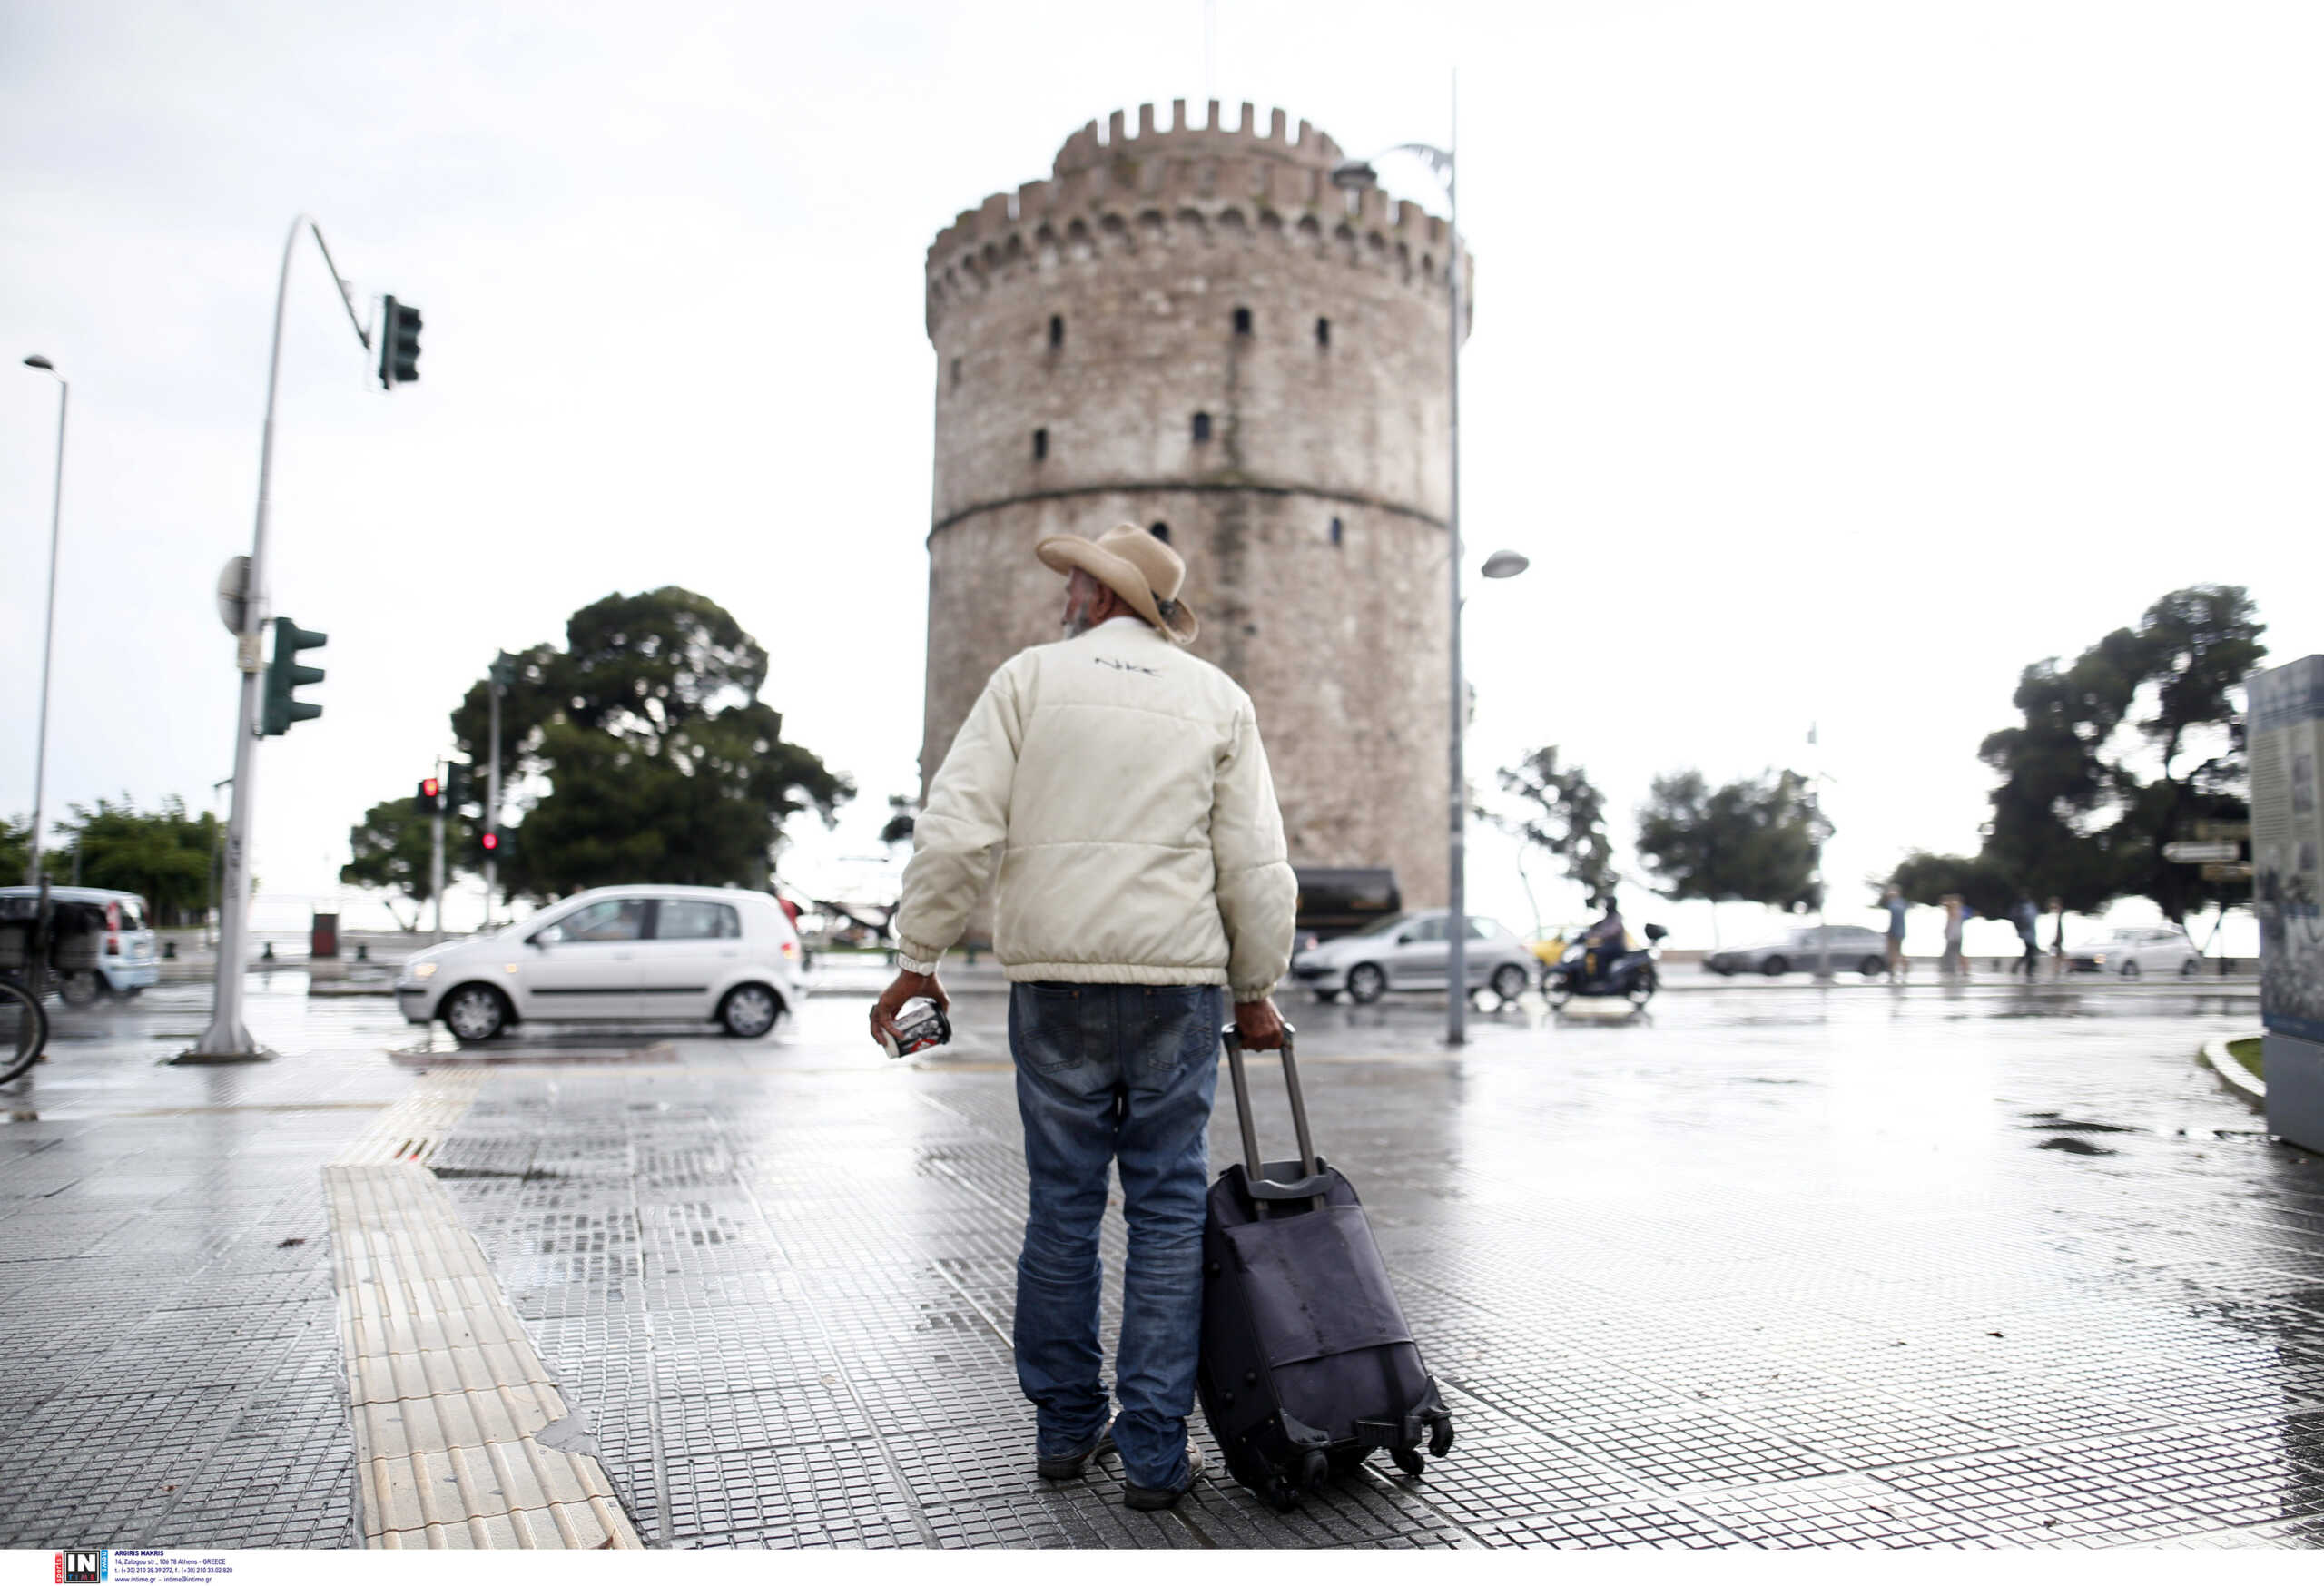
1009 981 1223 1491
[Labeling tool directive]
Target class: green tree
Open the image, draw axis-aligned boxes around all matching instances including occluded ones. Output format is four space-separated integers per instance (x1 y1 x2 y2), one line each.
1491 746 1616 904
49 797 217 925
878 794 917 850
438 587 851 899
340 797 466 931
1975 585 2265 922
0 815 27 885
1886 850 2014 920
1635 768 1826 916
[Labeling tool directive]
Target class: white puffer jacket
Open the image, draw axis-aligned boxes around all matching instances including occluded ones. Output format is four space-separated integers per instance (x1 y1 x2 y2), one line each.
895 617 1297 1002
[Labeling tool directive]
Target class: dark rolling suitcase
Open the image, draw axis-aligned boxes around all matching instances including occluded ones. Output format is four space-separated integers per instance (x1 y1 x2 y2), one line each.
1196 1022 1454 1510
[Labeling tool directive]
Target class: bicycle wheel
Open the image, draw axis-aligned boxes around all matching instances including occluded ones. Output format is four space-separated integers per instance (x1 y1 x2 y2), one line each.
0 979 46 1084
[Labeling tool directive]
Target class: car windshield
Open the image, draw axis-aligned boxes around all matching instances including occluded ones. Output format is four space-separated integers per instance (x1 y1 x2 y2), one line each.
1355 912 1415 938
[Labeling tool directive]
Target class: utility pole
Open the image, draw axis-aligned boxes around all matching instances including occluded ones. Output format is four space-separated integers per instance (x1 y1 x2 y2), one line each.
431 757 447 944
18 357 66 890
186 215 406 1061
486 654 508 930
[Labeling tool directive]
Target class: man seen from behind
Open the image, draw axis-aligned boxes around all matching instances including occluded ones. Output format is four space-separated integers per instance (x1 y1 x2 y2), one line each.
872 522 1297 1511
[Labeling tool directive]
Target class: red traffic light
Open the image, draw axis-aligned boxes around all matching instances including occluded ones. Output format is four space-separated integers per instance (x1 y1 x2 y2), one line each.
480 832 499 852
421 777 441 798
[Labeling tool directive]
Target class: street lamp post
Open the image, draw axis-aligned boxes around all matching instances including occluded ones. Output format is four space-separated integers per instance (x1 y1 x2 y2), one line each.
185 215 375 1060
19 356 67 890
1336 89 1527 1046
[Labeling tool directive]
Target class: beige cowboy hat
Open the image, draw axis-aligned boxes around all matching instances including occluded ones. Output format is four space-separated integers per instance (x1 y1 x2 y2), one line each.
1035 522 1200 645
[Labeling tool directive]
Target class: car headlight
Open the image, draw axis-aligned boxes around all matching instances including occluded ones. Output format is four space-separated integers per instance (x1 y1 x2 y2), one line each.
409 961 438 980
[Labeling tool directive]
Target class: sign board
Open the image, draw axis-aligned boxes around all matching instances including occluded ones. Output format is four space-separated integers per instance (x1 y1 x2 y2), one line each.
2162 841 2242 864
2203 862 2255 882
2250 655 2324 1042
215 555 251 635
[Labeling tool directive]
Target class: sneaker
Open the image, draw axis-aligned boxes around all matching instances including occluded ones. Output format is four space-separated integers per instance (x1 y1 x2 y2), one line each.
1036 1420 1116 1482
1123 1442 1205 1511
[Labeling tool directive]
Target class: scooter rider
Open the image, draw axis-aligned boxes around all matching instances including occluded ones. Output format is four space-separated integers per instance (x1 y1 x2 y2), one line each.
1581 895 1626 984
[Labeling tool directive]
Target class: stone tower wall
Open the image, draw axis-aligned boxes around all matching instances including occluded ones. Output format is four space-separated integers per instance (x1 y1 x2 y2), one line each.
922 100 1472 908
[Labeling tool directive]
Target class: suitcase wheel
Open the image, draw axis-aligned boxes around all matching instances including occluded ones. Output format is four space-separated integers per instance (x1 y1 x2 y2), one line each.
1428 1414 1456 1458
1298 1450 1330 1493
1391 1447 1426 1478
1262 1473 1301 1512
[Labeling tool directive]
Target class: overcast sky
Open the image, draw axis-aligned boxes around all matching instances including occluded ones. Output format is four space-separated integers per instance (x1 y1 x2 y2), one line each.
3 1 2316 952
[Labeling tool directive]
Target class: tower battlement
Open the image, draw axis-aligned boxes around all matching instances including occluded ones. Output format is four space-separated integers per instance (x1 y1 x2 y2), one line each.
926 102 1464 340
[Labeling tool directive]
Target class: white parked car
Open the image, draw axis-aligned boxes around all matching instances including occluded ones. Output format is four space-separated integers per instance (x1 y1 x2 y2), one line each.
396 884 802 1043
0 885 162 1005
2065 926 2202 979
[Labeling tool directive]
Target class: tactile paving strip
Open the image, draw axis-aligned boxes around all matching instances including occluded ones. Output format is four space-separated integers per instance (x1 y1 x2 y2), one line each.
325 1070 640 1549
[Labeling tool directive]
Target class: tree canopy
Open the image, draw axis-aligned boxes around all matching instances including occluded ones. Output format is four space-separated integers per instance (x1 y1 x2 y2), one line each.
1950 584 2265 922
44 798 218 925
340 797 467 930
1635 768 1825 912
1491 745 1617 903
350 586 852 905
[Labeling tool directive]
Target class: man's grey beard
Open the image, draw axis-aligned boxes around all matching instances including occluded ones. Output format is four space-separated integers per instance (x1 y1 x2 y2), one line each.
1062 604 1094 638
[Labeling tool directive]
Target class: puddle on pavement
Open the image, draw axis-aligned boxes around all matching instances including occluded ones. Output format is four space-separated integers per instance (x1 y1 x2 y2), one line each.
389 1039 679 1067
2020 1114 2142 1134
2037 1136 2117 1155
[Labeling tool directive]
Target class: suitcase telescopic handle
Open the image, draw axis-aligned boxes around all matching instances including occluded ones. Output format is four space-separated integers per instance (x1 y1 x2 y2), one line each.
1220 1020 1326 1211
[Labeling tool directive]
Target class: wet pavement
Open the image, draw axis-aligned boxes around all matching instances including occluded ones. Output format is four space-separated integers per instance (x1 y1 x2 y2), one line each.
3 971 2320 1550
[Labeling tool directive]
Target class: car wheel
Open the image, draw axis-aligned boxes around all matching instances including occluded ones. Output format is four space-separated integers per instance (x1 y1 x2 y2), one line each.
1857 956 1885 978
2120 960 2141 980
56 971 102 1008
440 983 510 1043
718 983 782 1039
1491 964 1529 1003
2179 956 2199 978
1310 988 1341 1004
1346 963 1387 1005
1760 955 1789 978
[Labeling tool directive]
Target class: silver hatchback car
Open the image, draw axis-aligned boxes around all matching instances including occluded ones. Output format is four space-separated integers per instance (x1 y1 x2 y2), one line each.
1288 909 1538 1005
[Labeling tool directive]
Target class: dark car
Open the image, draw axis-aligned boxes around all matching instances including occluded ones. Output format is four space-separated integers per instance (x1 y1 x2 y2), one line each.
1704 924 1889 978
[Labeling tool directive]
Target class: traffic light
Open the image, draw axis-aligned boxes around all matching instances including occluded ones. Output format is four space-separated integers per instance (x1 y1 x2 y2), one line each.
414 776 444 816
443 763 472 813
379 295 422 389
261 618 327 735
477 828 512 862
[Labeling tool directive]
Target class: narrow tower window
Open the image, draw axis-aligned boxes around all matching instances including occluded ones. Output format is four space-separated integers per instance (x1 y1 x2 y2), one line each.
1191 412 1212 443
1329 517 1344 547
1233 306 1252 336
1032 428 1049 461
950 356 961 389
1150 522 1170 543
1315 317 1331 348
1049 314 1064 349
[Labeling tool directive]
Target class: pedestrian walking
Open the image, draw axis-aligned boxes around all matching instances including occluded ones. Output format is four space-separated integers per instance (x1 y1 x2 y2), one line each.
872 521 1297 1512
1880 885 1908 980
2012 894 2042 980
1938 893 1967 977
2046 896 2067 975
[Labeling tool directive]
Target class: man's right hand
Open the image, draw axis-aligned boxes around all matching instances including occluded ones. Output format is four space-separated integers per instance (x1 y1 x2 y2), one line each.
1233 995 1285 1050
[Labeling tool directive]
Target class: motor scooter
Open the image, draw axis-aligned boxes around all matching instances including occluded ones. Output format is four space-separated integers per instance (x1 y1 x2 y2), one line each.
1544 924 1668 1010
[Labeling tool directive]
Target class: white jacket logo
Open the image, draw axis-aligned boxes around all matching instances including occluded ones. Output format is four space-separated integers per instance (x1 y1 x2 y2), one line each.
1094 656 1159 678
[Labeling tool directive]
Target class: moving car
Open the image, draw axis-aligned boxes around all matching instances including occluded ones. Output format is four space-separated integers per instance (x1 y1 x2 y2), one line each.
2066 926 2201 979
1288 909 1537 1005
0 886 162 1005
1703 925 1890 979
396 884 802 1043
